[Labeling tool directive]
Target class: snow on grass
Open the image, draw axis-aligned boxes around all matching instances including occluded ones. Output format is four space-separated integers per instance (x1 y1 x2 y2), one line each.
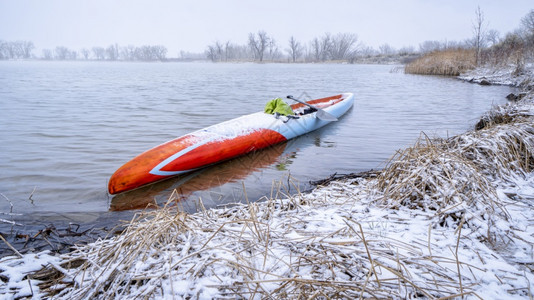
0 251 62 299
3 111 533 298
1 82 534 299
459 63 534 88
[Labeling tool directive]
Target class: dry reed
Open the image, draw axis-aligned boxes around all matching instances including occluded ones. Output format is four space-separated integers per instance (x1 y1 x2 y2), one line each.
374 133 497 213
30 185 483 299
8 95 533 299
405 49 476 76
374 101 534 225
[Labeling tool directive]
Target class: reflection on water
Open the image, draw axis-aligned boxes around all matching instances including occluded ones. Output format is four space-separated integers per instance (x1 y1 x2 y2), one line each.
0 61 517 218
110 142 289 212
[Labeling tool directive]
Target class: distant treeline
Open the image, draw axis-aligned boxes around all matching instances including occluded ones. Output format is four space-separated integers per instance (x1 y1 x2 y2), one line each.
0 34 466 63
0 40 35 59
205 31 459 63
207 8 534 64
2 8 533 64
0 41 169 61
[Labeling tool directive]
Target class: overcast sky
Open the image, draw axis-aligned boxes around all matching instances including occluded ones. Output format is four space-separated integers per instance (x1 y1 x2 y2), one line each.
1 0 532 57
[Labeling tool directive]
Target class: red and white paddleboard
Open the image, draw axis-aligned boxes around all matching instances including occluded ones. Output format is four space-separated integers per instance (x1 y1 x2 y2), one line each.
108 93 354 194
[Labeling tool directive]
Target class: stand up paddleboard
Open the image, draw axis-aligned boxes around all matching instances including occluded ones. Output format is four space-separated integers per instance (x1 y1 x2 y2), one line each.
108 93 354 194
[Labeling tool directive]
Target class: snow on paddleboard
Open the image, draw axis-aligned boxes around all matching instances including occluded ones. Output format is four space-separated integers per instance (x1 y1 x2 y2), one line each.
108 93 354 194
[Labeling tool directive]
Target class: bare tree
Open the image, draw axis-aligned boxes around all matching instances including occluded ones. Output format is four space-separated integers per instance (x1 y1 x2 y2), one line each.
248 30 270 62
520 9 534 36
7 41 22 58
55 46 70 60
287 36 303 62
135 46 150 60
206 40 239 62
419 40 442 53
179 50 205 61
81 48 90 60
521 9 534 58
42 49 53 60
398 46 415 56
92 47 106 60
0 40 37 59
310 38 321 62
206 41 223 62
205 45 218 62
472 6 487 65
5 42 16 58
120 45 136 61
224 40 232 61
486 29 500 46
234 44 254 60
307 34 332 62
330 33 359 60
19 41 34 59
378 43 395 56
359 45 376 58
106 44 119 60
319 33 332 61
152 45 167 61
0 41 6 59
215 41 224 61
498 33 525 71
267 38 280 61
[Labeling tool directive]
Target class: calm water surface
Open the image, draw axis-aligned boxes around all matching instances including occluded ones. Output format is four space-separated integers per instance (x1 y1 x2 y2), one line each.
0 61 516 224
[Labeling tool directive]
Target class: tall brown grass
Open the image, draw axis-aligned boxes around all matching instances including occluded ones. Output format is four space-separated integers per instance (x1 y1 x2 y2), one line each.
405 49 476 76
374 101 534 227
20 97 534 299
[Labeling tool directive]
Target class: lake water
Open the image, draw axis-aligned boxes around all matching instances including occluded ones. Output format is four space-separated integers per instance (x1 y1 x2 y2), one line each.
0 61 516 226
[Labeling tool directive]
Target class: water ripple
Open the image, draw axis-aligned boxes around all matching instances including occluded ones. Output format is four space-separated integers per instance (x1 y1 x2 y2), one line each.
0 61 516 215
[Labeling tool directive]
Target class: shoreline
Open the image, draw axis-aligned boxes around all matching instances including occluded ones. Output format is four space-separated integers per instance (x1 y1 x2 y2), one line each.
1 67 534 298
458 63 534 89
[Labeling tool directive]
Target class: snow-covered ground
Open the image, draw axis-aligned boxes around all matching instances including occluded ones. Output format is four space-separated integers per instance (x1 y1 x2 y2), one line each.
459 63 534 89
1 67 533 299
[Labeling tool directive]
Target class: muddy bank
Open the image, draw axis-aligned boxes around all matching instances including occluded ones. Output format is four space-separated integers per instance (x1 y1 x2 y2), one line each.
0 211 136 258
458 63 534 90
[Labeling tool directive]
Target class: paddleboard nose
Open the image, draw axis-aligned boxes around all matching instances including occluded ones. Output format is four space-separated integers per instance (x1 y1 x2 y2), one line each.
108 159 162 194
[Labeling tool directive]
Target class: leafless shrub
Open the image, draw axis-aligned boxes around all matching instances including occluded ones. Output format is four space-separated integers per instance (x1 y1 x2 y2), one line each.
481 33 526 74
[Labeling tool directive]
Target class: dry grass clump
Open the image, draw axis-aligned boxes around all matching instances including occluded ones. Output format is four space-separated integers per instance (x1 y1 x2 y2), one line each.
475 101 532 130
460 100 534 179
405 49 476 76
30 184 487 299
43 207 196 299
451 123 534 180
375 135 496 214
374 105 534 224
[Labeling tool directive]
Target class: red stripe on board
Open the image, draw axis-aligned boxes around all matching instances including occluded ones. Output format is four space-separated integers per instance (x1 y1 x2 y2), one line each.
108 129 286 194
